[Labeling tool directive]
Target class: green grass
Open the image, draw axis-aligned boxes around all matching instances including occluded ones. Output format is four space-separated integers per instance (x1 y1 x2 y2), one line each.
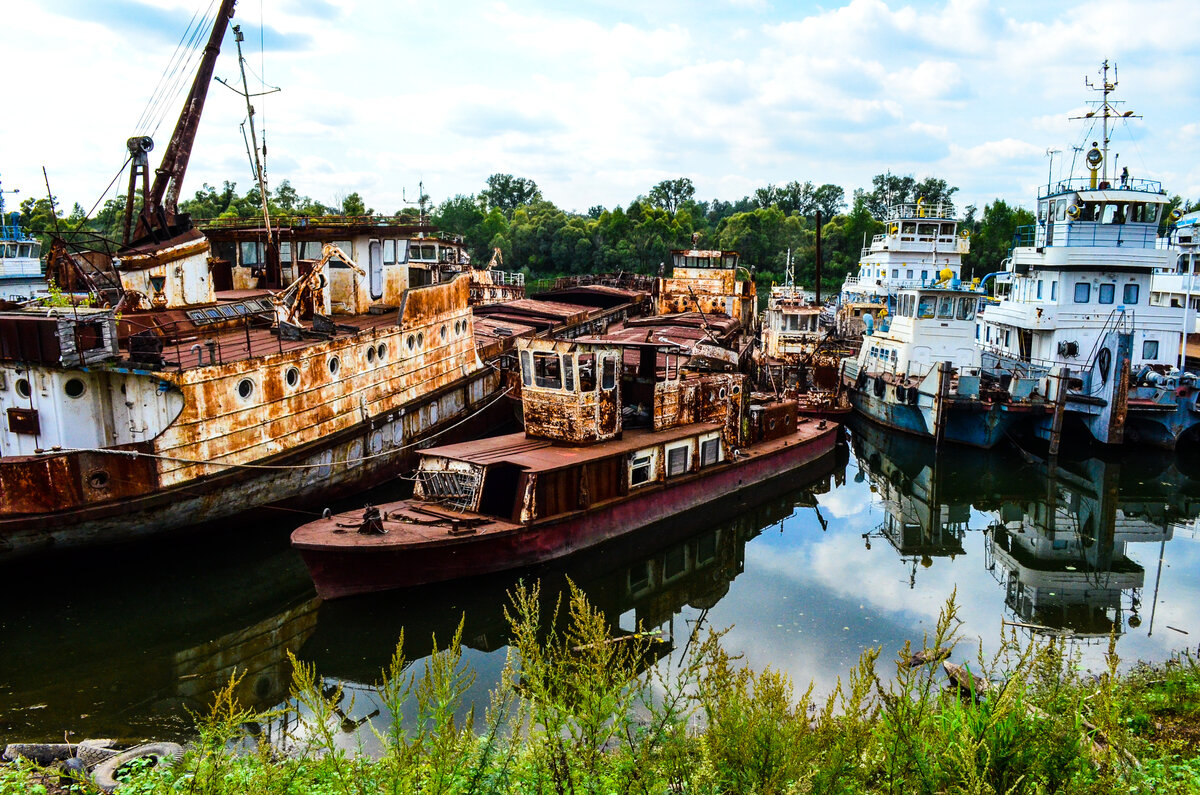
7 586 1200 794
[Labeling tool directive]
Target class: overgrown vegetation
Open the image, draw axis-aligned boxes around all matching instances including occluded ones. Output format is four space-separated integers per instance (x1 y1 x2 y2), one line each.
5 587 1200 794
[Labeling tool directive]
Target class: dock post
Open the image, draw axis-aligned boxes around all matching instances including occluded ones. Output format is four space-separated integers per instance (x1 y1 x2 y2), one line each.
1048 367 1068 457
933 360 951 448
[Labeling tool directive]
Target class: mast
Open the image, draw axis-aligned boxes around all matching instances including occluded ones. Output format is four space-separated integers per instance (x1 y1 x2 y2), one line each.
129 0 238 245
1074 60 1139 186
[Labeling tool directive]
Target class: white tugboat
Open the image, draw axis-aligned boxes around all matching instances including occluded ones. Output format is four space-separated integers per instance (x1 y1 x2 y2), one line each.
840 276 1048 448
0 177 47 302
835 200 970 337
978 61 1199 448
1149 209 1200 351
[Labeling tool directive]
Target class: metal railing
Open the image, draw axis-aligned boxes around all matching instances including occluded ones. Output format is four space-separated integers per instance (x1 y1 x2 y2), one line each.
1038 177 1164 198
1012 223 1158 249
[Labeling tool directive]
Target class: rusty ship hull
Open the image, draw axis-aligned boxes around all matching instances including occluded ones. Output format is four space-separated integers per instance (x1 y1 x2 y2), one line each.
293 420 839 599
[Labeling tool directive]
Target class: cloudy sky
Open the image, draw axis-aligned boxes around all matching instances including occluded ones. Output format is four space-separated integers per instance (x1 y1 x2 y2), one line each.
4 0 1198 220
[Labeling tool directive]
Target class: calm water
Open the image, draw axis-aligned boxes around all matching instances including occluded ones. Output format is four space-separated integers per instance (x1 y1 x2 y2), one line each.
3 420 1200 745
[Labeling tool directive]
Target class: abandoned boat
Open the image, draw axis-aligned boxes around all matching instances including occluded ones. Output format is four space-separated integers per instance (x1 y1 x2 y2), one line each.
292 336 840 598
0 1 646 562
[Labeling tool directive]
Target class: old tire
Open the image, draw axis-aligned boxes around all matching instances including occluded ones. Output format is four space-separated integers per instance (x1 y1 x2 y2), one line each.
91 742 184 793
77 739 120 769
2 743 74 764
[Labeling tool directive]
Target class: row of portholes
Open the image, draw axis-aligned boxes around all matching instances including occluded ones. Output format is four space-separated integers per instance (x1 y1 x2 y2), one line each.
10 377 87 401
235 342 391 402
402 320 469 353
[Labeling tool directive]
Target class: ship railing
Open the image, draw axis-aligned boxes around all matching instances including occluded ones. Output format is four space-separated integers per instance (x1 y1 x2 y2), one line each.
200 215 465 243
1039 177 1164 198
1012 222 1159 250
884 203 957 221
119 312 287 372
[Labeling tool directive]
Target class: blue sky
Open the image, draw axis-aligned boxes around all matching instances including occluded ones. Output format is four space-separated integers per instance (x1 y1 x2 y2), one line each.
4 0 1198 220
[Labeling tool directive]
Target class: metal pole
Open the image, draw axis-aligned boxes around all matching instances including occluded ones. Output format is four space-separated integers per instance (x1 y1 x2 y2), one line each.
814 209 823 305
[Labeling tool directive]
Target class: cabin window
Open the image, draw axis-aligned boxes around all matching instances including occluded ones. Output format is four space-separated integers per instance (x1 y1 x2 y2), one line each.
1051 281 1058 300
300 241 322 260
1098 283 1115 305
1074 283 1091 303
383 240 396 264
1036 280 1043 299
1038 202 1047 222
1143 340 1160 360
892 269 899 279
917 297 936 318
520 350 533 387
937 297 954 319
279 241 292 261
1004 329 1011 347
601 356 616 390
907 269 913 279
666 443 690 477
956 298 976 321
1124 284 1140 304
921 270 928 281
532 351 562 389
700 433 721 466
563 354 575 391
1056 203 1067 221
578 353 596 392
239 241 261 266
629 449 656 486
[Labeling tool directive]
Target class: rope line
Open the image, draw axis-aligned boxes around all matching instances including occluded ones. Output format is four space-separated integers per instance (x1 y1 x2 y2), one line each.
45 387 513 472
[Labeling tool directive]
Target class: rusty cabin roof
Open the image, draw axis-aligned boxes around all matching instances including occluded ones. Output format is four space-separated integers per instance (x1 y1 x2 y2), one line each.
420 423 723 473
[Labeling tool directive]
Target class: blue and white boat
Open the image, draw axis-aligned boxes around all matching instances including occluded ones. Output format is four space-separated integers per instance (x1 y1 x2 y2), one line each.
840 279 1047 448
0 178 46 302
977 62 1200 448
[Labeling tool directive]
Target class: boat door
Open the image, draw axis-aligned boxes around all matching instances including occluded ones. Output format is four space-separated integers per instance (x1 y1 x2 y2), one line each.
1045 200 1056 246
368 239 383 299
598 353 620 436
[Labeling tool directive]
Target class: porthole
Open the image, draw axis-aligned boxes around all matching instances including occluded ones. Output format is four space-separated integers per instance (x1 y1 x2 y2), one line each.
719 387 727 400
64 378 86 399
284 367 300 388
768 418 777 430
731 384 741 396
237 378 255 400
366 346 376 363
406 335 416 351
87 470 110 490
15 378 30 399
376 343 388 361
440 324 448 342
454 320 462 336
416 331 425 348
328 356 341 376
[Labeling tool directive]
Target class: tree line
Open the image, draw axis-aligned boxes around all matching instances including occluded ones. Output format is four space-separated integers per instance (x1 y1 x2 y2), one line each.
17 174 1196 294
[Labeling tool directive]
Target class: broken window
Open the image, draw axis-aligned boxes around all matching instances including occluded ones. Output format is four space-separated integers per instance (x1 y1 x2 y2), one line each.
562 354 575 391
601 356 616 390
578 353 596 392
520 350 533 387
532 351 561 389
630 450 655 486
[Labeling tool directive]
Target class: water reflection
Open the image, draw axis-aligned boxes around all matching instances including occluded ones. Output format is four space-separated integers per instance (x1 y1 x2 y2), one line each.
848 416 1200 644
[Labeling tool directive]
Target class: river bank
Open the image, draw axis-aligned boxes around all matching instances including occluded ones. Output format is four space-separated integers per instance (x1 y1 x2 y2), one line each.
4 589 1200 794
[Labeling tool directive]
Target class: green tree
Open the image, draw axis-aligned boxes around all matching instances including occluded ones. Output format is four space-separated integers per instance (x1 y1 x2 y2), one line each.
648 178 696 217
340 192 372 217
480 174 542 216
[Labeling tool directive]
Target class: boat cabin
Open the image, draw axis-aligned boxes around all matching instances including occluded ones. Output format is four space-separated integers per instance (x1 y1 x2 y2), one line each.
657 248 756 329
0 199 47 302
762 285 823 360
855 286 981 377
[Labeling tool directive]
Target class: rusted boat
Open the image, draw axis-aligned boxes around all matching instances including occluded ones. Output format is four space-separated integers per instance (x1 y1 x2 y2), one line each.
0 1 645 562
756 270 852 417
292 336 840 598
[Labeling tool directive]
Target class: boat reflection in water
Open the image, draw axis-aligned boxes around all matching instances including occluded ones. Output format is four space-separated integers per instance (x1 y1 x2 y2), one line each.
850 415 1200 642
290 450 846 749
